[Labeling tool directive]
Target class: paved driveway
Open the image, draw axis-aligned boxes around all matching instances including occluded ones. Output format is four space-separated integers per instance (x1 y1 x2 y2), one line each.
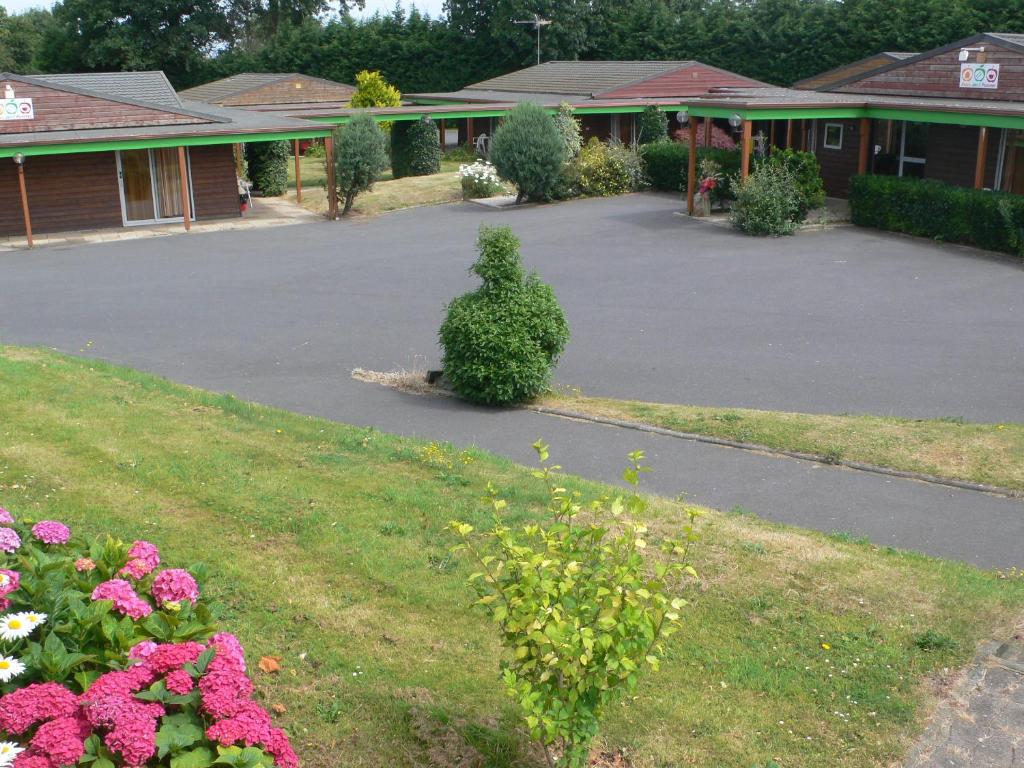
0 195 1021 566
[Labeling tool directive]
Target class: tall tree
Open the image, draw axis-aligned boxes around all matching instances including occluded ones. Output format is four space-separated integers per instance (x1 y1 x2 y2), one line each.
0 7 54 73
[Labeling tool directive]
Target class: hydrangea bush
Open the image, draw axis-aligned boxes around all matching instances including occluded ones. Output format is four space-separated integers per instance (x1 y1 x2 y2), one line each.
0 506 297 768
458 160 506 200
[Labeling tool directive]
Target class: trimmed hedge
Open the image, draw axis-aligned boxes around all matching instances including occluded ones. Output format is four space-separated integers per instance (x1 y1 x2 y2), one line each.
391 117 441 178
639 142 742 201
245 140 290 196
849 175 1024 257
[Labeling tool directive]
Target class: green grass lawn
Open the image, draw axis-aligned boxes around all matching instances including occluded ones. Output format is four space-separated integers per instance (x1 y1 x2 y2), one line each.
2 346 1022 768
539 390 1024 492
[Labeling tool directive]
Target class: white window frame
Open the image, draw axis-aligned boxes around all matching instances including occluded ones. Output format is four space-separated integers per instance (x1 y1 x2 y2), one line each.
823 123 843 150
116 148 196 227
897 121 926 177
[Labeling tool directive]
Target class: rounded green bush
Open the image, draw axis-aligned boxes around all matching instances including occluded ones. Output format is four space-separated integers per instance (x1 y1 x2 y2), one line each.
440 226 569 405
636 105 668 145
730 162 801 236
391 117 441 178
489 102 567 203
245 139 290 196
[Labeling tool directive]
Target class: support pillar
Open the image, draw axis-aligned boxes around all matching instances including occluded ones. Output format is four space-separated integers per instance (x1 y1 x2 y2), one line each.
235 143 244 177
294 139 302 204
740 120 753 179
703 117 712 148
799 120 807 151
857 118 871 175
467 116 474 146
687 118 698 215
177 146 191 232
974 126 989 189
785 119 793 149
770 120 777 150
325 134 338 220
16 160 32 248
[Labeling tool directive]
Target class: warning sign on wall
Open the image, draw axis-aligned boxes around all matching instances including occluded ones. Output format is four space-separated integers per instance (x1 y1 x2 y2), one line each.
1 98 34 120
960 63 1000 90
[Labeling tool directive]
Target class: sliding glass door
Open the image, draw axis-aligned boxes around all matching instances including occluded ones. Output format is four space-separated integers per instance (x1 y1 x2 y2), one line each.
117 149 193 225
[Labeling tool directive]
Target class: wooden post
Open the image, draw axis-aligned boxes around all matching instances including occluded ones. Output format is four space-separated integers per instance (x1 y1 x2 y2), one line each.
703 117 712 148
235 143 244 177
439 119 446 149
293 139 302 204
16 160 32 248
770 120 777 150
858 118 871 175
799 120 807 151
740 120 753 179
1003 130 1017 192
687 118 698 215
785 119 793 149
974 126 989 189
467 116 474 145
177 146 191 231
324 134 337 220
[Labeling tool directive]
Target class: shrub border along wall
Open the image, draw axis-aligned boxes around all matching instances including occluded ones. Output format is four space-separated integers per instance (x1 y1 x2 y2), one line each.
849 174 1024 258
639 142 743 200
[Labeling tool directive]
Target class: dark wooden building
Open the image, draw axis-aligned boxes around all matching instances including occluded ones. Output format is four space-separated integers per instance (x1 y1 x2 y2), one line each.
1 71 331 245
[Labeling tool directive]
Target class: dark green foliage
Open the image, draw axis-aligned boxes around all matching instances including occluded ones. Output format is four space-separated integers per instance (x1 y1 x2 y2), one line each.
763 149 826 218
244 140 290 196
636 105 668 145
730 163 801 236
489 102 568 203
440 226 569 405
573 138 646 197
850 175 1024 257
334 114 389 216
391 117 441 179
640 143 743 201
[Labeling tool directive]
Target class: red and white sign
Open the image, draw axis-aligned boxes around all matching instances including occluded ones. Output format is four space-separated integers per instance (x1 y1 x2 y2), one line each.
960 63 1000 90
1 98 34 120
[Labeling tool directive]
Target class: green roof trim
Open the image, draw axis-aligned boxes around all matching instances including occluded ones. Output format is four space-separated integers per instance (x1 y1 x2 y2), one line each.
0 129 332 159
863 107 1024 129
686 104 1024 128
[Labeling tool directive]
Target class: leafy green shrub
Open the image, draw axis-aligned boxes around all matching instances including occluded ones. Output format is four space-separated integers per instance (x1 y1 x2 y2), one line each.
349 69 401 109
763 149 826 218
849 175 1024 257
490 102 567 203
640 142 742 203
391 117 441 179
574 138 646 197
554 102 583 159
334 114 389 216
304 140 326 159
439 226 569 405
449 442 701 768
636 105 668 145
730 162 801 236
244 140 289 196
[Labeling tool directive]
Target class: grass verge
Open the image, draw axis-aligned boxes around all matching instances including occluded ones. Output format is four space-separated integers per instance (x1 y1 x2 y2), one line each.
2 345 1022 768
538 390 1024 492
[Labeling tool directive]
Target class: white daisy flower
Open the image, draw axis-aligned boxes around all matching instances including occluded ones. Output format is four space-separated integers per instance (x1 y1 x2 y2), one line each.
0 574 8 589
0 614 34 642
0 742 24 766
0 656 24 683
18 611 46 628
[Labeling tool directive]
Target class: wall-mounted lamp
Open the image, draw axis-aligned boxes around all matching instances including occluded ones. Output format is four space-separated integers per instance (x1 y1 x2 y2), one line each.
12 153 25 166
728 113 743 129
4 84 14 100
958 46 985 62
676 110 689 125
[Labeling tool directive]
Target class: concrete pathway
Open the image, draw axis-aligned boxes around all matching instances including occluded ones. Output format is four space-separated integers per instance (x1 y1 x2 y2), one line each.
0 194 1020 568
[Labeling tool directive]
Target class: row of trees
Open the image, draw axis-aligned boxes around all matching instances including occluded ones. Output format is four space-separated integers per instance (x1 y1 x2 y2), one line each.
2 0 1021 90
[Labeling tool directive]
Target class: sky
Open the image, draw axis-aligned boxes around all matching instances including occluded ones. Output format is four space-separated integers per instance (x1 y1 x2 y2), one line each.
1 0 447 18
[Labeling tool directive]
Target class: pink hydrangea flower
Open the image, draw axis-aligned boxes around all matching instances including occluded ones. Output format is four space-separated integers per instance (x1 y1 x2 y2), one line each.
0 569 19 596
151 569 199 607
0 527 21 553
0 597 9 612
0 507 12 524
13 756 51 768
205 701 299 768
81 694 163 766
74 558 96 573
165 669 195 695
127 640 158 663
118 541 160 580
31 521 70 545
0 682 79 734
91 580 153 620
200 633 253 718
144 642 204 675
28 715 91 766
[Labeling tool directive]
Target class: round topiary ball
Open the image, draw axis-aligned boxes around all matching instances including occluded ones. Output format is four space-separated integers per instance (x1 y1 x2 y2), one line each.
440 226 569 405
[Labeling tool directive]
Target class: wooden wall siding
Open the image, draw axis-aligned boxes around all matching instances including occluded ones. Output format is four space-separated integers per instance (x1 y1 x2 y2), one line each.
797 55 895 91
814 119 861 197
190 144 241 220
924 124 1001 188
224 77 355 106
0 153 122 236
599 65 764 99
836 43 1024 101
0 81 205 135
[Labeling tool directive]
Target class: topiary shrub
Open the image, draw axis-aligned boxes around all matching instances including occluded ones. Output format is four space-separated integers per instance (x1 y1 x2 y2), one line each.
244 140 290 196
636 105 668 145
489 102 567 203
334 113 389 216
391 117 441 179
730 162 801 236
553 102 582 159
350 69 401 109
439 226 569 405
763 149 826 219
574 138 646 197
